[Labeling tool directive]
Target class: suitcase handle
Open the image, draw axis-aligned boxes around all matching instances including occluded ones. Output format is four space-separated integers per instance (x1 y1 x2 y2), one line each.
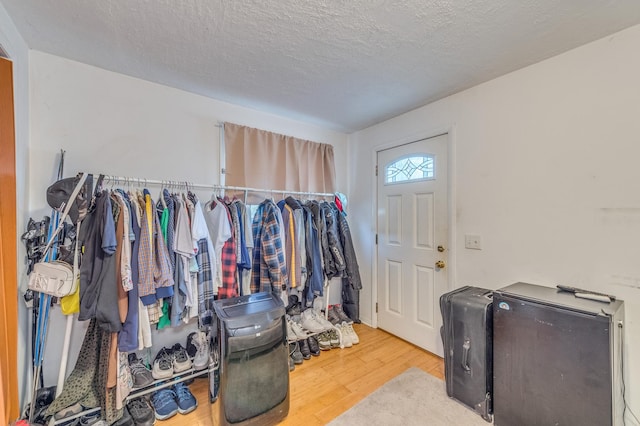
462 338 471 372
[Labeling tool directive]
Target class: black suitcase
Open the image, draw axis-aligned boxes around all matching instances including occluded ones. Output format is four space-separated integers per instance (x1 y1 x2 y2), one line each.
439 286 493 422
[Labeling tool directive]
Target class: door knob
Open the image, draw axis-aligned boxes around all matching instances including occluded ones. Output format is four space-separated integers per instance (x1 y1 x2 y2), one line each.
435 260 446 269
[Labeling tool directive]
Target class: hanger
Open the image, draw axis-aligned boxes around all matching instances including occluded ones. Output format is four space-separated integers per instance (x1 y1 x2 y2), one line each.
159 181 167 209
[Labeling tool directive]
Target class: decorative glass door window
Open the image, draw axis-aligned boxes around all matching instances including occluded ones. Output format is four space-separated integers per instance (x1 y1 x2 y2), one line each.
385 154 435 184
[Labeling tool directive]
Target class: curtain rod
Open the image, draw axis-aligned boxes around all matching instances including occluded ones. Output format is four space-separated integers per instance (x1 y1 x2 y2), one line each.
101 175 335 198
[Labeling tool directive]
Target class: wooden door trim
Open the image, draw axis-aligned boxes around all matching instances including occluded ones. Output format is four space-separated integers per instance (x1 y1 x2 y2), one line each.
0 55 19 423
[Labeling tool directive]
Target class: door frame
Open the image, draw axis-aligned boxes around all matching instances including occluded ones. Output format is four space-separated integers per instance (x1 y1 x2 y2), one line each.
371 125 457 330
0 55 19 423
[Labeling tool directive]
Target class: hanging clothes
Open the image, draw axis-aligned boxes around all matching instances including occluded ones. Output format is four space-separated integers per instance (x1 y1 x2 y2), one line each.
232 200 252 295
251 199 288 296
284 197 307 292
217 200 239 299
191 196 217 326
337 210 362 322
78 190 122 333
204 198 232 294
301 204 323 307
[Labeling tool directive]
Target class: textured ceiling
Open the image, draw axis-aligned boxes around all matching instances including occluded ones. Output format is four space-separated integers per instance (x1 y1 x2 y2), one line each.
3 1 640 132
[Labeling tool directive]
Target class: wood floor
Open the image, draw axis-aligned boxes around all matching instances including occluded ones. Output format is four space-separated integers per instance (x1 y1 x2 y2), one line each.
160 324 444 426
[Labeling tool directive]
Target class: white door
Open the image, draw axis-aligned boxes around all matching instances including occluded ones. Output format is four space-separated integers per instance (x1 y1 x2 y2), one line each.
376 134 449 356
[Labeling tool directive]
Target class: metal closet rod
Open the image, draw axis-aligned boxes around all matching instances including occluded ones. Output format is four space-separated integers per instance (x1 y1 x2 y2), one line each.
101 175 335 197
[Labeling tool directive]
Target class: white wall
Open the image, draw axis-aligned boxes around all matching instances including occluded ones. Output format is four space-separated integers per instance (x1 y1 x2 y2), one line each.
0 1 30 414
28 50 348 389
350 23 640 420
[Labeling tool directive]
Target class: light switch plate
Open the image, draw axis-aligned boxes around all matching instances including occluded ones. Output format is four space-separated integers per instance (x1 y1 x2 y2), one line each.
465 234 482 250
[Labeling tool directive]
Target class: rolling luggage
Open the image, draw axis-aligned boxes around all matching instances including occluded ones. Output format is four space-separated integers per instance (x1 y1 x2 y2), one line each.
439 286 493 422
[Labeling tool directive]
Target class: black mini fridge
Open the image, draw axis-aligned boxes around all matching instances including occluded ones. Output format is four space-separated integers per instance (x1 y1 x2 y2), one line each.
493 282 624 426
211 292 289 426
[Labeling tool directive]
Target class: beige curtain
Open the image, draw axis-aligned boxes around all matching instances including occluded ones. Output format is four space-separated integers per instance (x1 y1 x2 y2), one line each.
224 123 336 194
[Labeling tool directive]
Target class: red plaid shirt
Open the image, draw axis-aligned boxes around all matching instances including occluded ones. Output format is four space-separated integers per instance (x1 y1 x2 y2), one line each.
217 200 238 299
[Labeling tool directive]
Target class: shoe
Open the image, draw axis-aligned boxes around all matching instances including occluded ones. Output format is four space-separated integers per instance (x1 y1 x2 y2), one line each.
151 389 179 420
342 322 359 345
316 331 331 351
300 309 327 333
289 356 295 372
152 347 174 380
128 353 154 388
285 294 300 310
309 309 334 329
289 319 309 340
326 306 342 325
286 319 297 341
285 294 302 317
54 402 83 420
337 324 352 348
333 305 353 324
111 406 134 426
307 336 321 356
35 386 56 408
186 331 210 370
289 342 304 364
171 343 192 373
328 328 342 348
77 410 102 425
299 338 311 360
173 382 197 415
126 398 155 426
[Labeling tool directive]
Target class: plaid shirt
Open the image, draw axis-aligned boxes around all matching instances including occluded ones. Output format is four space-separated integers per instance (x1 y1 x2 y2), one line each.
251 200 288 296
196 239 215 325
217 201 238 299
137 192 174 304
137 193 156 304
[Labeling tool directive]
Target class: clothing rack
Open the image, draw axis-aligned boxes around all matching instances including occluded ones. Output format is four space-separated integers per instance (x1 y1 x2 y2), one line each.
101 175 335 199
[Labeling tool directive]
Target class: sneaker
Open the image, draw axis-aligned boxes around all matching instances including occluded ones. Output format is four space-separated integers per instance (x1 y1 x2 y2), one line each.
286 295 302 316
173 382 197 415
151 388 179 420
77 410 102 426
128 353 154 388
309 309 334 329
326 306 342 325
328 328 342 348
289 342 304 364
186 331 210 370
316 331 331 351
342 322 359 345
286 319 297 342
171 343 192 373
126 398 155 426
289 356 295 372
307 336 321 356
152 347 174 380
333 305 353 324
300 309 327 333
185 332 198 358
54 402 83 420
111 406 134 426
299 338 311 360
337 324 352 348
289 319 309 340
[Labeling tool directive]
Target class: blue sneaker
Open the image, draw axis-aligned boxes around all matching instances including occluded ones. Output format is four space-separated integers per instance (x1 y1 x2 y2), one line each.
151 388 178 420
173 382 197 415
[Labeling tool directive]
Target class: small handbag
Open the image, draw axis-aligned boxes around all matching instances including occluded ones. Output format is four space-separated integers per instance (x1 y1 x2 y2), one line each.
28 260 75 298
28 173 87 297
